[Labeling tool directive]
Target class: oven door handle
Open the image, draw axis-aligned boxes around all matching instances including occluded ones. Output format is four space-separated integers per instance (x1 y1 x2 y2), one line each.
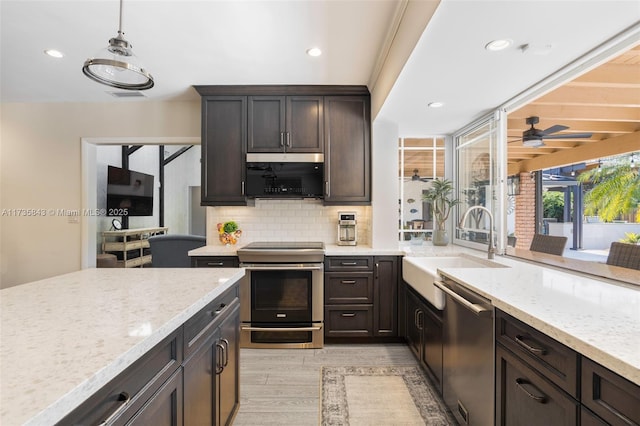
241 325 323 332
240 264 324 271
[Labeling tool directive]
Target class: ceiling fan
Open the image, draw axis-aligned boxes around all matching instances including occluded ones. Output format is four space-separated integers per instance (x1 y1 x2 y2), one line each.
511 116 592 147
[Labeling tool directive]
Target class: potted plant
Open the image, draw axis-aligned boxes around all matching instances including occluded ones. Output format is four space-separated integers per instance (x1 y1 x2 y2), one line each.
423 178 460 246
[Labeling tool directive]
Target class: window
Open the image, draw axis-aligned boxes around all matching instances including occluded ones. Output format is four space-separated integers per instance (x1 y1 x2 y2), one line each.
398 137 446 242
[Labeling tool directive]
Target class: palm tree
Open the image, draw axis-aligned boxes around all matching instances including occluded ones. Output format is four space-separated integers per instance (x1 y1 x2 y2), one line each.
577 160 640 222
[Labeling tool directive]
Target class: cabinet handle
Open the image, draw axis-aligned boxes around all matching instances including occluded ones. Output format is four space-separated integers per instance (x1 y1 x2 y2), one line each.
210 303 226 316
417 310 424 330
280 132 285 147
241 181 245 195
341 313 356 317
515 335 547 355
341 280 357 284
215 342 225 374
207 262 224 267
341 261 358 266
98 392 131 425
286 132 291 147
221 338 230 367
375 262 379 278
325 181 330 197
515 378 547 403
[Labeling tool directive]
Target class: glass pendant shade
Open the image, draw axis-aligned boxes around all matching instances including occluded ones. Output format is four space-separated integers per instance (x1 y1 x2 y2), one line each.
82 0 153 90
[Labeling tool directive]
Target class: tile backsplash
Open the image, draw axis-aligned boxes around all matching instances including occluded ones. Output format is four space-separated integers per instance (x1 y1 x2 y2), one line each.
206 199 371 246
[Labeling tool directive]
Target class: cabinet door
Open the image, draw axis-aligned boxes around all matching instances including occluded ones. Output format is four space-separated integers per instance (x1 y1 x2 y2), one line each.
373 256 398 337
286 96 323 152
183 329 220 425
405 288 423 360
248 96 285 152
323 96 371 204
496 345 578 426
217 303 240 426
201 96 247 205
422 306 443 393
126 369 183 426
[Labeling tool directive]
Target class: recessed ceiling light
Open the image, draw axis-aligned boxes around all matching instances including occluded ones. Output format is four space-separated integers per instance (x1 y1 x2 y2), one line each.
427 102 444 108
306 47 322 57
485 39 512 51
44 49 64 58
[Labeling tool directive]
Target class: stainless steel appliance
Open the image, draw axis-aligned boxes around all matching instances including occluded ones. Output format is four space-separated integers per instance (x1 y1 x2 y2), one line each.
337 211 357 246
245 153 324 199
237 241 325 349
435 279 494 426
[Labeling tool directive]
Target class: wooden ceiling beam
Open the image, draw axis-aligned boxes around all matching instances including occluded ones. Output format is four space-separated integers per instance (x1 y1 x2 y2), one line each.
509 104 640 123
507 131 640 174
533 86 640 107
571 64 640 86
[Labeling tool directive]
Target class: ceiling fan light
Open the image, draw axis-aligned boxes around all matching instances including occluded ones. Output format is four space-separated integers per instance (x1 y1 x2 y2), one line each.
523 138 544 147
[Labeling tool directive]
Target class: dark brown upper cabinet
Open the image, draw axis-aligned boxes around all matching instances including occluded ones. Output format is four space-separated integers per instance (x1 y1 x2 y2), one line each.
248 96 324 153
324 95 371 205
199 96 247 206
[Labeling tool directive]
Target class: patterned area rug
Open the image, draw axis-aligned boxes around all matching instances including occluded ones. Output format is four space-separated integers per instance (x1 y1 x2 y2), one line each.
321 366 456 425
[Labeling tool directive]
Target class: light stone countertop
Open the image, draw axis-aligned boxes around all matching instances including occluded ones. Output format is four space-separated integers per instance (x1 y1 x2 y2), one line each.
0 267 245 426
434 253 640 385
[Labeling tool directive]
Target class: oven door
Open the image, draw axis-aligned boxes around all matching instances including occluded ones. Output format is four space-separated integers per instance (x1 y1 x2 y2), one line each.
240 263 323 349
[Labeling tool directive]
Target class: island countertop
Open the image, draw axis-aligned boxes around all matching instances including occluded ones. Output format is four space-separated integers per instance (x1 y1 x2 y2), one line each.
0 267 245 426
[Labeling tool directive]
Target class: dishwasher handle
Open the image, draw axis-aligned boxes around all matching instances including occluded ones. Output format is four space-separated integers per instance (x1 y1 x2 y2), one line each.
434 281 492 317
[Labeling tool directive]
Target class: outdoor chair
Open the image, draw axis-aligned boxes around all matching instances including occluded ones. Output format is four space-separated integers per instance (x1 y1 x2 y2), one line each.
606 242 640 270
529 234 568 256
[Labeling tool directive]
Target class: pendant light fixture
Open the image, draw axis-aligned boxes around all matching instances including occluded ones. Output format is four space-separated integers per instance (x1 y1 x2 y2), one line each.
82 0 154 90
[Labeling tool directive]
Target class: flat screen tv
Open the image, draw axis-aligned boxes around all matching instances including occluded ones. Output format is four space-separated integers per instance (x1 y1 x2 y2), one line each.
106 166 154 216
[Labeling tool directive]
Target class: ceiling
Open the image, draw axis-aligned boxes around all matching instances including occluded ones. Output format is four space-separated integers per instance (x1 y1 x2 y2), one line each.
1 0 639 173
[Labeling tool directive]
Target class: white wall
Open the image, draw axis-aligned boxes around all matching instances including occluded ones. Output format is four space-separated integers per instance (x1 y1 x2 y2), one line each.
0 100 200 288
371 118 400 248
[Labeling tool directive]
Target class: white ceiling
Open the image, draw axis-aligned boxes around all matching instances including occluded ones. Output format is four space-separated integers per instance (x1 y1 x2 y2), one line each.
2 0 639 136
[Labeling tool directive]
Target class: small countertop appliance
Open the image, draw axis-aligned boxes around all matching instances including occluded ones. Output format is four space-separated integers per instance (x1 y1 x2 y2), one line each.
337 212 357 246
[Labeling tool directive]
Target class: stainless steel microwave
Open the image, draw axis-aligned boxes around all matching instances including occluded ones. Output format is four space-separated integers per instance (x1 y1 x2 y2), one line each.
245 153 324 199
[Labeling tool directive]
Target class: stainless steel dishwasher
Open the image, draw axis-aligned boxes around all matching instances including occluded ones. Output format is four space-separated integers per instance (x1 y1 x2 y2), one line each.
434 279 494 426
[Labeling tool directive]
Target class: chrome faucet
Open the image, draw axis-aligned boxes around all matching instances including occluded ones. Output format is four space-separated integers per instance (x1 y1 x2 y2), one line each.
458 205 495 259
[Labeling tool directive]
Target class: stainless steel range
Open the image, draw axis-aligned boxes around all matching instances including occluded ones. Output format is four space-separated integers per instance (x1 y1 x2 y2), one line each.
237 242 325 349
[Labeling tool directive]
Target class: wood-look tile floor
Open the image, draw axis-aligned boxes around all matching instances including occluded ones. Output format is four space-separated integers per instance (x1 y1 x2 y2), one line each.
233 343 422 425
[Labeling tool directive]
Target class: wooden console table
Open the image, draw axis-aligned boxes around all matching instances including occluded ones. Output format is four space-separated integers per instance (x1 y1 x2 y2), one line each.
101 227 168 267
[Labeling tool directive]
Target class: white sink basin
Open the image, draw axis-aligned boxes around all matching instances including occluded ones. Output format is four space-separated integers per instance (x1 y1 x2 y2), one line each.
402 255 506 309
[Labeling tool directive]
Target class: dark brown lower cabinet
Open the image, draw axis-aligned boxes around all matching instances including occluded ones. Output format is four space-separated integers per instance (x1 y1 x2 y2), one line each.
324 256 399 340
183 300 240 426
126 369 183 426
404 284 443 393
581 357 640 425
496 345 579 426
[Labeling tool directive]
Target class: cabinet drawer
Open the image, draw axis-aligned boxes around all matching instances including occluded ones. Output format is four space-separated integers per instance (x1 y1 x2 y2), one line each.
496 310 579 397
183 284 239 359
496 345 578 426
191 256 239 268
581 357 640 425
324 305 373 337
324 272 373 304
59 328 183 425
325 256 373 271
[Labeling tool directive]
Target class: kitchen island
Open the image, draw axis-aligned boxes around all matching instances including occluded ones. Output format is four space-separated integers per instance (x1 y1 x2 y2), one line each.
0 267 244 426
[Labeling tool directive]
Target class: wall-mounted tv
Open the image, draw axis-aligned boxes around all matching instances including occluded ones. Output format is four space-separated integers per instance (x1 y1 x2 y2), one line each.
106 166 154 216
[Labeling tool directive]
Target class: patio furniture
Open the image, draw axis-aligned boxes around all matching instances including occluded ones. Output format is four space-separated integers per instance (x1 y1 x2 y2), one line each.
606 242 640 270
529 234 568 256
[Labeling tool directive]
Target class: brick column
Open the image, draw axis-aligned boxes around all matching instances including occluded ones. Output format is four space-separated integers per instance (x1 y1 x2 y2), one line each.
515 172 536 249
